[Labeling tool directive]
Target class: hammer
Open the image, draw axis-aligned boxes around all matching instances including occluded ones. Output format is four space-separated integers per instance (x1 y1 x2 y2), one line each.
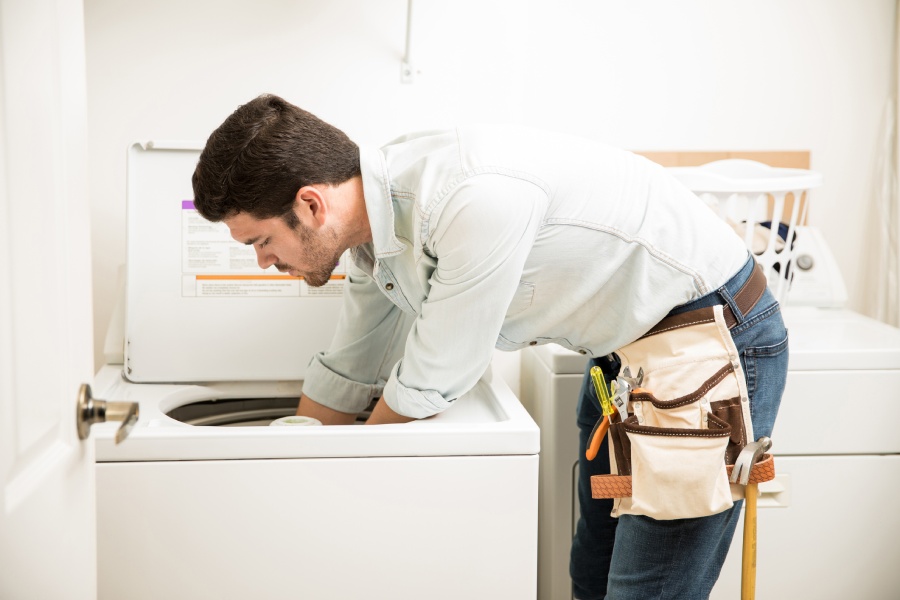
730 436 772 600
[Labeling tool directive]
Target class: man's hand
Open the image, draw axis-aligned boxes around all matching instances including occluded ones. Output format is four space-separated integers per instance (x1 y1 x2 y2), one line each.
365 398 416 425
295 393 417 425
295 393 358 425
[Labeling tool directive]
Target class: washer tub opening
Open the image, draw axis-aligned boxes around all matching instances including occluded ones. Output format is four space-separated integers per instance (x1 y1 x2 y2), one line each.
166 397 375 426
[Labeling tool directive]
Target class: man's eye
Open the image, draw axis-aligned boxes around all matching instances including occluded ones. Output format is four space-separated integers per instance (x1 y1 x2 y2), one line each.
259 239 269 248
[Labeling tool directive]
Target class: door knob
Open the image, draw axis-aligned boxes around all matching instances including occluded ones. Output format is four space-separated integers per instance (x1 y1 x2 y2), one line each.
76 383 139 443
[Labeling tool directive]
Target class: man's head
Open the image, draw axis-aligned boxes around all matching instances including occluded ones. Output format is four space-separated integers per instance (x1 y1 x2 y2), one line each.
192 93 360 223
223 207 346 287
192 94 365 286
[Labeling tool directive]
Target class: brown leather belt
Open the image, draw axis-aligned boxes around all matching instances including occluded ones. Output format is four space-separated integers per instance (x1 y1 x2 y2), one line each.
639 262 768 340
591 453 776 499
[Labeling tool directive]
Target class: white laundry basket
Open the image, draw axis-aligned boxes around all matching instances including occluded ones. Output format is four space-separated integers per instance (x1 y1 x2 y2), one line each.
668 159 823 302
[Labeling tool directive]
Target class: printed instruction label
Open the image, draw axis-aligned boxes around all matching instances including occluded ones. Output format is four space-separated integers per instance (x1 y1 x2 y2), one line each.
181 200 345 297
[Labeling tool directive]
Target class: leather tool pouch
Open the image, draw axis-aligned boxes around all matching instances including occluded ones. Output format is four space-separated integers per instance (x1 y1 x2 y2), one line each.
607 304 754 520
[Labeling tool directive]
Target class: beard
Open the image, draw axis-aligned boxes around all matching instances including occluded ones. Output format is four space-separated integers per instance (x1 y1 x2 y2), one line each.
300 259 338 287
278 220 343 287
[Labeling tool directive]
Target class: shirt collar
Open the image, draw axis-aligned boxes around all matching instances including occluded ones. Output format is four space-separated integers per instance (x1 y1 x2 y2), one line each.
359 146 406 258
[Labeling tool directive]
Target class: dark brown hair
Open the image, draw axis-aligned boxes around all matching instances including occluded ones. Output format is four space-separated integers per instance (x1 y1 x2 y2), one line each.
191 94 361 222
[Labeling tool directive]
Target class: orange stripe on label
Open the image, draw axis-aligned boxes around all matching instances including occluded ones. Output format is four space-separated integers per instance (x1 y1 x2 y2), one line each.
196 275 299 281
195 274 347 281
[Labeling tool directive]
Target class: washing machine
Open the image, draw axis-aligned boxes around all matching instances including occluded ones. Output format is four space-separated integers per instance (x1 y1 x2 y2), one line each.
92 142 540 600
519 226 900 600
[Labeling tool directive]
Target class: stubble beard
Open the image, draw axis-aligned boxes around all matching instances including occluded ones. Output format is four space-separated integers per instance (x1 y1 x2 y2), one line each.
290 221 343 288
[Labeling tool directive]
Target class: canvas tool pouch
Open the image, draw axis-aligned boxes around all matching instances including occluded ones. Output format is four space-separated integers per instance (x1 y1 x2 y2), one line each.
606 303 756 521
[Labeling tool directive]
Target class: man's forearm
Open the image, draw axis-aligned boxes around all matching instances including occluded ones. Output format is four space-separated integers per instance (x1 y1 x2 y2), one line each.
295 393 358 425
365 398 416 425
296 392 417 425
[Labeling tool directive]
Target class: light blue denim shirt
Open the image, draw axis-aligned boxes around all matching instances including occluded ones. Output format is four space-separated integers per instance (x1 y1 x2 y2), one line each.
302 126 748 418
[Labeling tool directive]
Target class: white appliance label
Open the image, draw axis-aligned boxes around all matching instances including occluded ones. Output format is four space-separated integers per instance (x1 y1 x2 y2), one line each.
181 200 345 297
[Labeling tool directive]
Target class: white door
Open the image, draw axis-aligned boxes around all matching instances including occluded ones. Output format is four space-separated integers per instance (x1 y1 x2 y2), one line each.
0 0 96 598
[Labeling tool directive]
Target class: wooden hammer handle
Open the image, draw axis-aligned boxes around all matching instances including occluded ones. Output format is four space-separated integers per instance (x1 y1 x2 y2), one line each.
741 482 759 600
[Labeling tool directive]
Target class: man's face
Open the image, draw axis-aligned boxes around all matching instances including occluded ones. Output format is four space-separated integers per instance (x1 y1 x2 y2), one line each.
224 211 343 287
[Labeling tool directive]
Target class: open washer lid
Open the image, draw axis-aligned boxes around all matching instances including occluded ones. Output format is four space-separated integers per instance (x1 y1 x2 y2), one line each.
124 142 347 383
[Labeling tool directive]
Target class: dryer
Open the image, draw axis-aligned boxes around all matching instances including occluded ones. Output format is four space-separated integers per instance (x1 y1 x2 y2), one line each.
519 227 900 600
92 142 540 600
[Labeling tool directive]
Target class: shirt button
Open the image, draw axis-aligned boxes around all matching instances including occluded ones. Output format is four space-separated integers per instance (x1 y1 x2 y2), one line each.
579 350 587 355
529 341 537 346
385 283 394 290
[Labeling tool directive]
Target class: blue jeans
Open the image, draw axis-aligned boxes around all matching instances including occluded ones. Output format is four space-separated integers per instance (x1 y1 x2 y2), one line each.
570 255 789 600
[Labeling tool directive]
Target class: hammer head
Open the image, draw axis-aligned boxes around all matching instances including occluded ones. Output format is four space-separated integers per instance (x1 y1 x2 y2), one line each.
729 436 773 485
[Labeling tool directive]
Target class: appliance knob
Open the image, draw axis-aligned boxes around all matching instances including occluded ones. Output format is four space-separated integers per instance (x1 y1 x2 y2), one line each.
795 253 814 271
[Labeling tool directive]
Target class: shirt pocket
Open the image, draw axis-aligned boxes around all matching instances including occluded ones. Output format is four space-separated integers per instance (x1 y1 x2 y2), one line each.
504 281 535 317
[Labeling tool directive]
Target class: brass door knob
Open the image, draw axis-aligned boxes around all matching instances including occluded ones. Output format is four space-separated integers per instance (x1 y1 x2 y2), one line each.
76 383 139 444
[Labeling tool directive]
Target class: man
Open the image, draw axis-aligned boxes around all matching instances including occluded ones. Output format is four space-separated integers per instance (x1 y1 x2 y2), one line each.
192 94 789 599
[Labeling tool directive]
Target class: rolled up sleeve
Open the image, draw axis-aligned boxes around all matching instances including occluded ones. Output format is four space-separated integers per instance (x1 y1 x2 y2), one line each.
302 261 413 414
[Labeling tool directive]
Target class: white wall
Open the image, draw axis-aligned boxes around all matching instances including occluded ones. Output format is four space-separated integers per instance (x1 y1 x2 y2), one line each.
85 0 896 389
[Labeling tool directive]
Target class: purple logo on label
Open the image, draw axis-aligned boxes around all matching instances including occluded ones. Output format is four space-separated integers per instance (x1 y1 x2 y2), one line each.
182 200 196 210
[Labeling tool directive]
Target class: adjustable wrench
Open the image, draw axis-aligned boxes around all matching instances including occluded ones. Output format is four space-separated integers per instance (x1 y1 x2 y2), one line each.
612 377 631 420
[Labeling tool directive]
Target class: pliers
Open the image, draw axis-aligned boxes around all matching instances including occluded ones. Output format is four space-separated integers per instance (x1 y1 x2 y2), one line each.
586 366 617 461
586 365 645 461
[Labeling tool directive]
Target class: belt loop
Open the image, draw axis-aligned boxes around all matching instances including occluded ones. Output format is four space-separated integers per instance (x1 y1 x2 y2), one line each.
719 284 743 326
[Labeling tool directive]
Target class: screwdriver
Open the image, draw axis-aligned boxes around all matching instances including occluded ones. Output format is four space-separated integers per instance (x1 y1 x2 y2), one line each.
586 366 617 461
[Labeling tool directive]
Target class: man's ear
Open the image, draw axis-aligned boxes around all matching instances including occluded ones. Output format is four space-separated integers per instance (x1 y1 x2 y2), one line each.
294 185 328 227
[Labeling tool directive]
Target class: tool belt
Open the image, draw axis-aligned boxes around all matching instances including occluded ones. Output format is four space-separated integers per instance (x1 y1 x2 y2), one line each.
590 263 776 520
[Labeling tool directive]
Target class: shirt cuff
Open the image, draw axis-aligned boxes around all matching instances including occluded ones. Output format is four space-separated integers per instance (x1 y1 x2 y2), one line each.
302 353 382 415
382 360 454 419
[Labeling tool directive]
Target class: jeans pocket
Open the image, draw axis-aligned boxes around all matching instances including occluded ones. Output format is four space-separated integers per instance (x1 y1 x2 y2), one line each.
742 330 789 439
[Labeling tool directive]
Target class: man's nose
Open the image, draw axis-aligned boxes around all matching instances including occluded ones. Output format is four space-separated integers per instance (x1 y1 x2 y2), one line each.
255 247 277 269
